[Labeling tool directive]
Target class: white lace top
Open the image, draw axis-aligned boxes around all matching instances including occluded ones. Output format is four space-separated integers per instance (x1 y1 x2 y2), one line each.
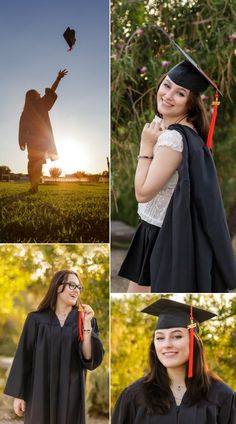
138 125 183 227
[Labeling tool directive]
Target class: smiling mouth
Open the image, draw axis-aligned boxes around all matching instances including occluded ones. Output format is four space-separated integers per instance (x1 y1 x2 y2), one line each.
161 98 174 106
163 352 178 356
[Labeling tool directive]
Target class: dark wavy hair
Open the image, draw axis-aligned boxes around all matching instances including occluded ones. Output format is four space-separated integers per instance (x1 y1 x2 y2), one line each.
37 270 80 311
156 74 210 142
142 333 220 415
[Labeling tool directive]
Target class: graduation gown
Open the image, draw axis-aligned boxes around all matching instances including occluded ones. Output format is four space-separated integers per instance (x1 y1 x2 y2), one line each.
150 124 236 292
4 308 104 424
112 378 236 424
19 88 59 161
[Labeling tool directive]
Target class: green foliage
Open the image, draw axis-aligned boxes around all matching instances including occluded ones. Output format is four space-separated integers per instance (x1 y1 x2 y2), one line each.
0 182 108 242
111 0 236 226
87 368 109 418
111 294 236 410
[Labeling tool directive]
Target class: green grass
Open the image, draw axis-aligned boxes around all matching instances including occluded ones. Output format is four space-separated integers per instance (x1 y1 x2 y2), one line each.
0 182 109 242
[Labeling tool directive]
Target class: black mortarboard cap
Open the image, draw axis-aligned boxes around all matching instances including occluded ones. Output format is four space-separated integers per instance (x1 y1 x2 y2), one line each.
141 298 216 330
63 27 76 50
167 41 222 96
142 298 216 378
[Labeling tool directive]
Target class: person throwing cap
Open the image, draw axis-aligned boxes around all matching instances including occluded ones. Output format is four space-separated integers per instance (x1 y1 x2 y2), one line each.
19 69 68 193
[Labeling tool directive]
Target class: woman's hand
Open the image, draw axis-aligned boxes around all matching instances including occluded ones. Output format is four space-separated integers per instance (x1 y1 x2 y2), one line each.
141 121 163 147
51 69 68 91
57 69 68 79
82 304 94 328
13 398 26 417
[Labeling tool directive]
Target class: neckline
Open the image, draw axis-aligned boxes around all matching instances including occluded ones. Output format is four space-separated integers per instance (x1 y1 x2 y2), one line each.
170 387 188 407
53 308 74 327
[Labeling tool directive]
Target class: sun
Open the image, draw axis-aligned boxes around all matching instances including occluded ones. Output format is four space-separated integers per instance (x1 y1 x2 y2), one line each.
43 138 91 176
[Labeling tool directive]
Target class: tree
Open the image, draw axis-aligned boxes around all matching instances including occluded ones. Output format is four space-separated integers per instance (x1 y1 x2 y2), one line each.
49 167 62 178
111 0 236 229
74 171 87 179
0 166 11 179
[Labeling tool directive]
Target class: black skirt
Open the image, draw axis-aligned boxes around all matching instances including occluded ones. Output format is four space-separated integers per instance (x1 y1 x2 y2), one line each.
118 220 160 286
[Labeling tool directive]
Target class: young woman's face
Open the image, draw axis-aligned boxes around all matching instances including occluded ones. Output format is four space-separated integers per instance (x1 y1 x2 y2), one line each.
157 76 190 119
154 327 189 369
57 273 82 307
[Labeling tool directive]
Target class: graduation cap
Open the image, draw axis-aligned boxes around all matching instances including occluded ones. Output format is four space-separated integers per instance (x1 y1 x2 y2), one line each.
141 298 216 378
63 27 76 51
167 41 222 150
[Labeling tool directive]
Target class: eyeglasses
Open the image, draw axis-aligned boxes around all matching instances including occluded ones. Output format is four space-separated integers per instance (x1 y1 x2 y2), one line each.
63 282 83 291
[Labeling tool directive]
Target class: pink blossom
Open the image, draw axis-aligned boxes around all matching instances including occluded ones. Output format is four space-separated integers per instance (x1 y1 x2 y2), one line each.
115 43 124 50
201 94 209 102
136 28 145 37
161 60 171 68
228 33 236 42
138 66 147 76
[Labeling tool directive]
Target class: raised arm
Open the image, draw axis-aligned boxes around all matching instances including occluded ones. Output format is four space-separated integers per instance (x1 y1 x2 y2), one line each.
135 122 183 203
50 69 68 92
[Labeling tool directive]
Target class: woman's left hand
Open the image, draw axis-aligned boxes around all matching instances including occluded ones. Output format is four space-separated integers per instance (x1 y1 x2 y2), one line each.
141 121 164 147
82 304 94 325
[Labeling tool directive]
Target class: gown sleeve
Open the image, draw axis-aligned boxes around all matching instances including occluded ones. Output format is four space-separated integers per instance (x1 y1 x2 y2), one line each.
79 317 104 370
40 88 57 111
112 387 136 424
218 391 236 424
4 313 37 400
18 113 27 149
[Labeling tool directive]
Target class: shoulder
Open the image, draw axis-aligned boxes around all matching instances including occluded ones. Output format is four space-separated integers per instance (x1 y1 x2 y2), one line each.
119 377 145 402
168 123 206 155
27 309 51 323
45 88 57 96
155 129 183 153
208 378 235 403
42 88 58 103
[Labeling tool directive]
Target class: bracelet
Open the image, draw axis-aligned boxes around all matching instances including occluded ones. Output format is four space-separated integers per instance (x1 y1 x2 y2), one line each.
137 155 153 160
83 328 92 333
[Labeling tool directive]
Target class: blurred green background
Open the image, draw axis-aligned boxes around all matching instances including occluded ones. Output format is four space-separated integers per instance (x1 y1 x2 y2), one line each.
0 244 109 420
111 293 236 410
111 0 236 234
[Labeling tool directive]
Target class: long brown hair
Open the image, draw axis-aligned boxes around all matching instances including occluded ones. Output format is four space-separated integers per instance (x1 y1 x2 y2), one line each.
156 75 210 142
37 270 80 311
142 333 220 415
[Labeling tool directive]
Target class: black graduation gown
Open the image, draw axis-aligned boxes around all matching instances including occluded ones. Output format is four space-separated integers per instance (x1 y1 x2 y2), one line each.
4 309 104 424
150 124 236 293
19 88 58 161
112 378 236 424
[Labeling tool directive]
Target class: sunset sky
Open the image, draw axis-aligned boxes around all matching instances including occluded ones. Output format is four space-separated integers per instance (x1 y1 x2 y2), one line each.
0 0 109 175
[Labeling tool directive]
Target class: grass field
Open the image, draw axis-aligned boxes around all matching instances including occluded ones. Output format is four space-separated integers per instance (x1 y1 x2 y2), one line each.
0 182 109 242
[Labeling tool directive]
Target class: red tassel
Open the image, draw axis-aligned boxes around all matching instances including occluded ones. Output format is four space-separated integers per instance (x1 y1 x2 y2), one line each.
188 305 196 378
207 90 220 150
78 309 84 342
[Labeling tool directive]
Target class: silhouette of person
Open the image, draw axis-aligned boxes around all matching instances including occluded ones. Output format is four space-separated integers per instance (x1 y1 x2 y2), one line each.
19 69 68 193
